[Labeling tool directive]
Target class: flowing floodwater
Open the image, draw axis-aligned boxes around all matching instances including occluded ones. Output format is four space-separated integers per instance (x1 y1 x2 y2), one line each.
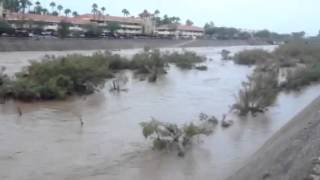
1 45 320 180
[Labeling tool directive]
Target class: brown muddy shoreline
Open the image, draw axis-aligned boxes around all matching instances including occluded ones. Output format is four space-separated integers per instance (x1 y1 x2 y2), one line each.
228 96 320 180
0 38 267 52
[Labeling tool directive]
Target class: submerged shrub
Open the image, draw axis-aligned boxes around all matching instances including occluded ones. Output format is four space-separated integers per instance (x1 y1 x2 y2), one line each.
275 41 320 60
195 65 208 71
163 51 206 69
221 49 231 60
232 68 279 116
140 114 218 156
0 49 208 101
1 53 114 101
233 49 273 65
0 67 14 103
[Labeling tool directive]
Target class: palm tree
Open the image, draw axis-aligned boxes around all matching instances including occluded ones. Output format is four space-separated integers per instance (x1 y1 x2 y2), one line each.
154 9 160 17
186 19 193 26
19 0 29 14
64 8 71 16
139 10 150 18
122 9 129 17
101 6 106 15
34 1 42 14
42 8 48 15
49 1 56 14
92 3 98 17
27 0 32 13
57 5 63 15
72 11 78 17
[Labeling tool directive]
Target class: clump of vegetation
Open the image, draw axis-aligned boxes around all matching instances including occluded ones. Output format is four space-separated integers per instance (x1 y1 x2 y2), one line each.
281 64 320 90
0 48 208 101
131 49 168 82
221 49 231 60
275 41 320 60
0 53 114 101
84 23 103 38
110 74 129 92
0 67 12 103
141 114 218 157
232 68 279 116
195 65 208 71
0 20 14 36
233 49 273 65
163 51 206 69
57 20 71 39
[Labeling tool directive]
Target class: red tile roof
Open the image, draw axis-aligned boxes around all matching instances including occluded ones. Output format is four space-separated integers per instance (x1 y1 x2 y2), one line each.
6 13 90 25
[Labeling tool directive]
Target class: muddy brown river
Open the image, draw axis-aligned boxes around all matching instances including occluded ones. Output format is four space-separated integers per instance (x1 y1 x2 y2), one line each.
1 46 320 180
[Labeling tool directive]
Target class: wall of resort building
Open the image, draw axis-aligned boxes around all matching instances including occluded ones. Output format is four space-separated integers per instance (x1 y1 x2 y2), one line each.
156 24 204 39
3 12 204 38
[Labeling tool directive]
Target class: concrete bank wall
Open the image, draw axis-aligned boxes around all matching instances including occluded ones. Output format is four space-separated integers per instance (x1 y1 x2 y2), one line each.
228 96 320 180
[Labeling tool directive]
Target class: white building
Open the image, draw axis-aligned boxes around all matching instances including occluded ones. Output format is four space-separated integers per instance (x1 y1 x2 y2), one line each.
156 24 204 39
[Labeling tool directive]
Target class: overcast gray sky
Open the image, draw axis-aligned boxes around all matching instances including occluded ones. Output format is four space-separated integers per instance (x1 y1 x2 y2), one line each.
39 0 319 35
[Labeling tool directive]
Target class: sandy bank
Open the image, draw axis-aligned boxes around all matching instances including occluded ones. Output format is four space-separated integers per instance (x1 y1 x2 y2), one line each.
0 38 267 52
228 96 320 180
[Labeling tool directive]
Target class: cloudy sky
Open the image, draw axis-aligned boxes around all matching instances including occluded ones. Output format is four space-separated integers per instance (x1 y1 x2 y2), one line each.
40 0 319 35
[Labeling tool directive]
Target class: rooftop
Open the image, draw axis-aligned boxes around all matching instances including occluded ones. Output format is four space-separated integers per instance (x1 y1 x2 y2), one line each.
6 13 90 25
6 13 144 25
75 14 144 24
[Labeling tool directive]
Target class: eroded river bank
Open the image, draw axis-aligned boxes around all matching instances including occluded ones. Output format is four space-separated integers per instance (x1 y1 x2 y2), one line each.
1 46 320 180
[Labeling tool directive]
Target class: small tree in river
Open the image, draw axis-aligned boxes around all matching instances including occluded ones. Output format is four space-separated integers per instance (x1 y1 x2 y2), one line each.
140 114 218 156
232 68 279 116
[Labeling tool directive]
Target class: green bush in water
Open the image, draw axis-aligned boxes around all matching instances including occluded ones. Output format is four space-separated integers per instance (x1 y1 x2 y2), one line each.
163 51 206 69
131 49 168 74
233 49 273 65
140 114 218 156
0 49 207 101
233 68 279 116
0 67 14 103
6 53 114 101
282 63 320 90
275 41 320 60
195 65 208 71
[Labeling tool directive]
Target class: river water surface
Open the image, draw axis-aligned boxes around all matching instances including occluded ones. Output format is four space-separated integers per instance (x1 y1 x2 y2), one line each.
1 46 320 180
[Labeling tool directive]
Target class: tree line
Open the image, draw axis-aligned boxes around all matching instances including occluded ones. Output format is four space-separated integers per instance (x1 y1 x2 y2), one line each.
203 21 307 41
